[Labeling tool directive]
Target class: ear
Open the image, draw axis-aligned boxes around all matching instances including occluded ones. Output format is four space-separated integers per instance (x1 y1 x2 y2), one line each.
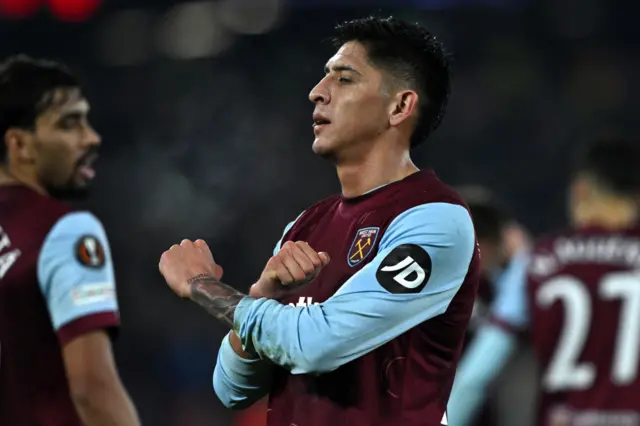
388 89 419 128
5 128 36 163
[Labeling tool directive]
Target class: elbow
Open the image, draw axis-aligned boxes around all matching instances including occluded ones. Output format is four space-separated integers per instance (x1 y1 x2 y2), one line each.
68 375 107 410
212 367 264 411
215 393 255 411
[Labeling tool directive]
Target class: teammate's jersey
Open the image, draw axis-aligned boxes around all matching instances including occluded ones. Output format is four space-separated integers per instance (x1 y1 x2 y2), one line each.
216 170 481 426
527 225 640 426
0 185 120 426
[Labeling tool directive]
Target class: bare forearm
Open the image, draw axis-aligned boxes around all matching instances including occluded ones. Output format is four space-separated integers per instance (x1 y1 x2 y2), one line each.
72 384 140 426
187 273 247 329
188 274 257 358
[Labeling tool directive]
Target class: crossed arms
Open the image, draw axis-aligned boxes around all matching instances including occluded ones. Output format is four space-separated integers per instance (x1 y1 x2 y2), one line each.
171 203 475 409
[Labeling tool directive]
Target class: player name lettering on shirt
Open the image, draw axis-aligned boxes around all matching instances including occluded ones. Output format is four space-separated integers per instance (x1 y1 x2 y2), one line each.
0 224 21 280
554 236 640 268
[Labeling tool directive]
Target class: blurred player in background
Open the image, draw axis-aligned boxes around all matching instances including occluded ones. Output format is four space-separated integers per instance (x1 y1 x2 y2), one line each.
0 56 140 426
449 186 530 426
448 138 640 426
159 16 480 426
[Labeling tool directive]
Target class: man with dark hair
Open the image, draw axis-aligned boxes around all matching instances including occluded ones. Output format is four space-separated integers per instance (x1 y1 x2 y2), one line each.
0 55 140 426
448 138 640 426
159 16 478 426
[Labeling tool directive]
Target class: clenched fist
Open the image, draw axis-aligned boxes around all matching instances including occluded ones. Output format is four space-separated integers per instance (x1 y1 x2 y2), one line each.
250 241 330 300
159 239 223 298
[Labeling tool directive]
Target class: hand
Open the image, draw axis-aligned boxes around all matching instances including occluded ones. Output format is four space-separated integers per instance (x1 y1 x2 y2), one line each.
159 239 224 298
502 223 531 259
250 241 330 300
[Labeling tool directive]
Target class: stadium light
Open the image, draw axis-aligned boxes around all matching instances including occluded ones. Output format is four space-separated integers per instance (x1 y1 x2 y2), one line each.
48 0 102 22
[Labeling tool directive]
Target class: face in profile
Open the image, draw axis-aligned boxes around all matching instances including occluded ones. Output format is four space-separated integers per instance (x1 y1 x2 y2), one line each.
27 88 101 199
308 41 393 159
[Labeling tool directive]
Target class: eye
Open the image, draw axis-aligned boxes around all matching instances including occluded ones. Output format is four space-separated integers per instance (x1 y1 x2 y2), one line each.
58 115 82 130
338 77 352 84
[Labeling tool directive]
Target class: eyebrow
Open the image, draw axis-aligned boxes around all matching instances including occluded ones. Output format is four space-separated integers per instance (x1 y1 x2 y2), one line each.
324 64 362 75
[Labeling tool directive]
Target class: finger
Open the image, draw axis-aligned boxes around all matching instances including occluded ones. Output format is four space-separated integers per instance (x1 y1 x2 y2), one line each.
169 244 179 251
267 256 295 285
180 239 192 247
159 251 171 274
194 239 214 260
291 243 317 275
318 251 330 267
295 241 323 269
194 239 209 250
281 241 296 250
279 248 307 283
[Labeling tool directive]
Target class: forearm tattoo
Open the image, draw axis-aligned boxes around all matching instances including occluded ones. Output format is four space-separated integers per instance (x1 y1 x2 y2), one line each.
187 274 246 328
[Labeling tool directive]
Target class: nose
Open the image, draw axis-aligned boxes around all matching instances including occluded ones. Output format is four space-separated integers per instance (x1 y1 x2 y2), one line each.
84 124 101 149
309 79 330 105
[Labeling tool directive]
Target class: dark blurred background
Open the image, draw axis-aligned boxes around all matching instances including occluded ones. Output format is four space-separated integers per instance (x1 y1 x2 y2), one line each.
2 0 638 424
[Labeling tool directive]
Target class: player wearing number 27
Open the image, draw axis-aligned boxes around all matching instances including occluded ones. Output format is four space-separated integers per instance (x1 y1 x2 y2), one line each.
448 138 640 426
159 16 480 426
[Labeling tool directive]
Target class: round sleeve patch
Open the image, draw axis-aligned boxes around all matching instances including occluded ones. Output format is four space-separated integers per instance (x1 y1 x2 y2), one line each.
75 235 106 268
375 244 432 294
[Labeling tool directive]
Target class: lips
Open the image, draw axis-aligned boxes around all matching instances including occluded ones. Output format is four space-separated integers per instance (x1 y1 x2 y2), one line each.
77 151 99 180
313 113 331 134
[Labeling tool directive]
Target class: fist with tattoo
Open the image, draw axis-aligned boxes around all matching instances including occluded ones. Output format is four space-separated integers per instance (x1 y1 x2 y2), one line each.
159 239 223 298
250 241 330 300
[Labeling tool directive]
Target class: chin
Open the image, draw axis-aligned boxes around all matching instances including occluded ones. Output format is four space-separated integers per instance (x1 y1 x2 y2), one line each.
312 137 338 157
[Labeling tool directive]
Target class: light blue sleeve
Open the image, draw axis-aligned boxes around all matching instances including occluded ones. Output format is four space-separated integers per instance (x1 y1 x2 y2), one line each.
37 211 118 331
446 251 530 426
233 203 476 374
213 211 304 409
447 326 517 426
213 332 274 409
491 249 530 329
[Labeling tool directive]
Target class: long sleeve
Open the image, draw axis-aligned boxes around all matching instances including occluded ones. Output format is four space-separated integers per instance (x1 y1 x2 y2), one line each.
233 202 476 375
212 211 304 409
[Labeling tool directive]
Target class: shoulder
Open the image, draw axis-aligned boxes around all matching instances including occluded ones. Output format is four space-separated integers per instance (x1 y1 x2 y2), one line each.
525 229 572 284
0 185 74 241
531 228 569 253
280 194 342 237
381 202 475 249
389 169 467 210
46 211 106 239
40 211 110 270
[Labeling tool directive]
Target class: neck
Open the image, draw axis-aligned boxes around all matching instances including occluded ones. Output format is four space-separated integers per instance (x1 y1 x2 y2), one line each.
335 139 418 198
574 198 638 230
0 164 46 195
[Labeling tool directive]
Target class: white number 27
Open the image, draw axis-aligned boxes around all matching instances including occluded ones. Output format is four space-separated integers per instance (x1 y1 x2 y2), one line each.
536 272 640 391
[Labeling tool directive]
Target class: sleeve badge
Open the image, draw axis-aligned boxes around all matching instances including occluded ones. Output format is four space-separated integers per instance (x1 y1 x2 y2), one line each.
75 235 106 268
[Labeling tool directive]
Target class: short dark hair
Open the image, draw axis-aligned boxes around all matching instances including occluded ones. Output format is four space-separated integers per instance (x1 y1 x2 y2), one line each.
574 138 640 198
0 55 80 163
458 186 510 243
332 16 451 148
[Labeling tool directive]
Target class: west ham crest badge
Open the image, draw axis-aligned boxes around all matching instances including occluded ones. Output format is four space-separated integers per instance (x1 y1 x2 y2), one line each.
347 227 380 267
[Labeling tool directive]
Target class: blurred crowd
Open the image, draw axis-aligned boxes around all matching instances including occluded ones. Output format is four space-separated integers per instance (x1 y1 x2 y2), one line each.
1 0 638 424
